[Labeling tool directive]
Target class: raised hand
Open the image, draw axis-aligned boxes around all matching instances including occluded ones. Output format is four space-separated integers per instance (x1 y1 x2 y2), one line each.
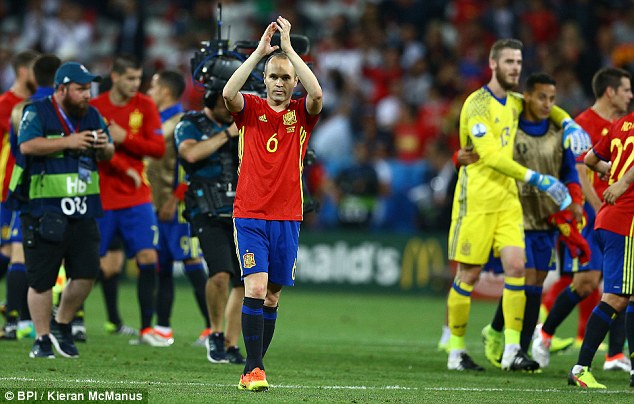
256 22 279 57
562 118 592 157
276 16 292 53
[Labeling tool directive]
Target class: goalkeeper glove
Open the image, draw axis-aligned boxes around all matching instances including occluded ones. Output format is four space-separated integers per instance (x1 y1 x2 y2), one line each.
525 170 572 209
562 118 592 157
548 210 591 266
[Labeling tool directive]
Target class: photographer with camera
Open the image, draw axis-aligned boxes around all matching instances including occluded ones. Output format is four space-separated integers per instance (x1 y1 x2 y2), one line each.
223 16 322 392
9 62 114 358
175 89 245 365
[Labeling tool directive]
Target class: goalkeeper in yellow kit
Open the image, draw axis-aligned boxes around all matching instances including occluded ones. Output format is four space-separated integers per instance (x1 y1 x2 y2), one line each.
446 39 590 371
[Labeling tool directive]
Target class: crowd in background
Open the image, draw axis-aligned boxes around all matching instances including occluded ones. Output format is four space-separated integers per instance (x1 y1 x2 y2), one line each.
1 0 633 233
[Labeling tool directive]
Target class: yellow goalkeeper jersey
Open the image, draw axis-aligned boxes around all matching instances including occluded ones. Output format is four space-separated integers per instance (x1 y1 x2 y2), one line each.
452 87 529 216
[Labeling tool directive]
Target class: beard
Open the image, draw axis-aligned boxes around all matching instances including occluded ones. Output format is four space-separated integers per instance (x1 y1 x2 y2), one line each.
214 111 234 126
62 96 89 119
495 68 518 91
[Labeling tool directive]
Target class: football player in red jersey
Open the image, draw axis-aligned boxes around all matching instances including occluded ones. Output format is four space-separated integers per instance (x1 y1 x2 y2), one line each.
90 55 166 344
568 107 634 389
533 68 632 372
223 16 322 392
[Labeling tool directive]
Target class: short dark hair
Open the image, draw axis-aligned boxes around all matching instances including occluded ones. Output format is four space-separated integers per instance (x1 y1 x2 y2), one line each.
11 49 40 72
112 54 142 74
525 72 556 93
591 67 631 99
33 54 62 87
264 51 295 76
203 89 221 109
489 39 523 61
157 70 186 99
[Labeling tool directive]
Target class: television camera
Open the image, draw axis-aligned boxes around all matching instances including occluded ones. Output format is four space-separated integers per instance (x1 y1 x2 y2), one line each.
190 4 310 96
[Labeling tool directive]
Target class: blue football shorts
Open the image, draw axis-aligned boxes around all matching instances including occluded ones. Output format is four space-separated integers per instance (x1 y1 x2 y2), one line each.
525 230 557 271
96 203 158 258
0 202 10 246
233 218 300 286
596 228 634 295
157 214 200 264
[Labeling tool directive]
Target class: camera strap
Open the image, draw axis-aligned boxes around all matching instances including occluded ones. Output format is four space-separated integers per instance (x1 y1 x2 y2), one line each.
52 97 93 183
52 97 79 136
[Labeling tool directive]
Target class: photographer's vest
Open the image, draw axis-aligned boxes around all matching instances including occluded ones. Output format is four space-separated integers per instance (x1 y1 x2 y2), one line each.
179 111 238 217
9 98 104 218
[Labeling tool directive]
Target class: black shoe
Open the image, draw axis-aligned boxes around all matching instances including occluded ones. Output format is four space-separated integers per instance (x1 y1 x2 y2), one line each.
205 332 228 363
2 320 17 340
447 352 485 371
50 319 78 358
30 335 55 358
226 346 246 365
501 349 540 372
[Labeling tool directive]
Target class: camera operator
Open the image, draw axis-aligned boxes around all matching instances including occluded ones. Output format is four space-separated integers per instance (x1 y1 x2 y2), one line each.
174 89 245 365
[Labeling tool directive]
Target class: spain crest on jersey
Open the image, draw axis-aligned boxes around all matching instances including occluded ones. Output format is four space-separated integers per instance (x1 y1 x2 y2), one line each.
129 109 143 132
243 252 256 269
283 110 297 126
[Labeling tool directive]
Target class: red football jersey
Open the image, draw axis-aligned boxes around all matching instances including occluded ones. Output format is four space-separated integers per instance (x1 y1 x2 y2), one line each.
90 92 164 210
232 94 320 221
575 108 612 200
0 91 23 201
594 111 634 236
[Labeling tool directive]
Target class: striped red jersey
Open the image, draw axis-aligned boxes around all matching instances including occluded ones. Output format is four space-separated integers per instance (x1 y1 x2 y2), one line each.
575 108 612 200
594 111 634 236
232 94 320 221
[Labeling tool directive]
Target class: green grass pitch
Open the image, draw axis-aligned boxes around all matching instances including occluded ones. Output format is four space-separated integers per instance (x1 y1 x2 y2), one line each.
0 280 633 403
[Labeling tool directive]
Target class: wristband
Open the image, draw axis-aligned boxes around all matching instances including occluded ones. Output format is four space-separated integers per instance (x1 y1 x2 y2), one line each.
566 182 583 205
224 130 231 141
524 169 537 184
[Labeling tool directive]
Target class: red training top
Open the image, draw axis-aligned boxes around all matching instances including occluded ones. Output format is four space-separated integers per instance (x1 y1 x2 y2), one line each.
91 92 164 210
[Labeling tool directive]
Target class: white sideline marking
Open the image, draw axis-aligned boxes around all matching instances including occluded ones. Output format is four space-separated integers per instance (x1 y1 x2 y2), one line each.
1 377 633 394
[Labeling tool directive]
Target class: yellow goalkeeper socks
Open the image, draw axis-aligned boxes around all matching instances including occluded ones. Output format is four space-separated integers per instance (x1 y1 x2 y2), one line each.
447 279 474 351
503 276 526 345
